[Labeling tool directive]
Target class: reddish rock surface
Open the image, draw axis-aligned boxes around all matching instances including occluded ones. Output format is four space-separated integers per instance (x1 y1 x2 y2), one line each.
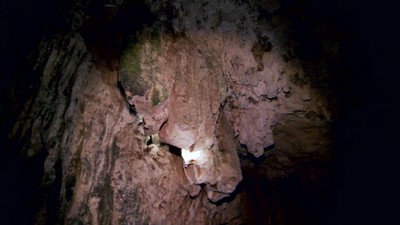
7 0 337 224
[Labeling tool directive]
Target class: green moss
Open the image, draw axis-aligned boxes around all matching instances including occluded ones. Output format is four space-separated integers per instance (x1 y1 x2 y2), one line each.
120 20 164 77
120 38 142 77
119 21 166 95
148 20 163 53
151 88 160 106
150 86 169 106
119 35 147 95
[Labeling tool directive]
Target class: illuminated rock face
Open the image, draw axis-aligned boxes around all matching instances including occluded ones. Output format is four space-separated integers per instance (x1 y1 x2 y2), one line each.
120 0 331 156
9 0 335 224
11 33 243 224
117 0 331 202
119 36 242 201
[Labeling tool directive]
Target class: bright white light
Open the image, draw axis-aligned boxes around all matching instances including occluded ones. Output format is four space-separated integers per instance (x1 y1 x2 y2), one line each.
181 148 206 167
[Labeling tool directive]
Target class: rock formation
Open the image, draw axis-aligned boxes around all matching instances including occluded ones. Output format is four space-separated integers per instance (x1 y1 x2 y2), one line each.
1 0 345 224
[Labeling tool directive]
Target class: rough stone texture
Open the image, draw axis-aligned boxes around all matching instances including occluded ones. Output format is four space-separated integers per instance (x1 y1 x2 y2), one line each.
118 0 332 195
137 0 331 157
8 0 338 224
120 36 243 201
12 32 242 224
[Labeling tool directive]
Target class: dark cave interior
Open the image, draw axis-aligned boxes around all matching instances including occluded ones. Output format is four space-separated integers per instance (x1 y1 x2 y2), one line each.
1 0 398 225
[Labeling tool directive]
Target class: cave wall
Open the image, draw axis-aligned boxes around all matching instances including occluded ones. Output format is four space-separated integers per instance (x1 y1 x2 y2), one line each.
10 32 243 224
2 0 348 224
116 0 334 203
